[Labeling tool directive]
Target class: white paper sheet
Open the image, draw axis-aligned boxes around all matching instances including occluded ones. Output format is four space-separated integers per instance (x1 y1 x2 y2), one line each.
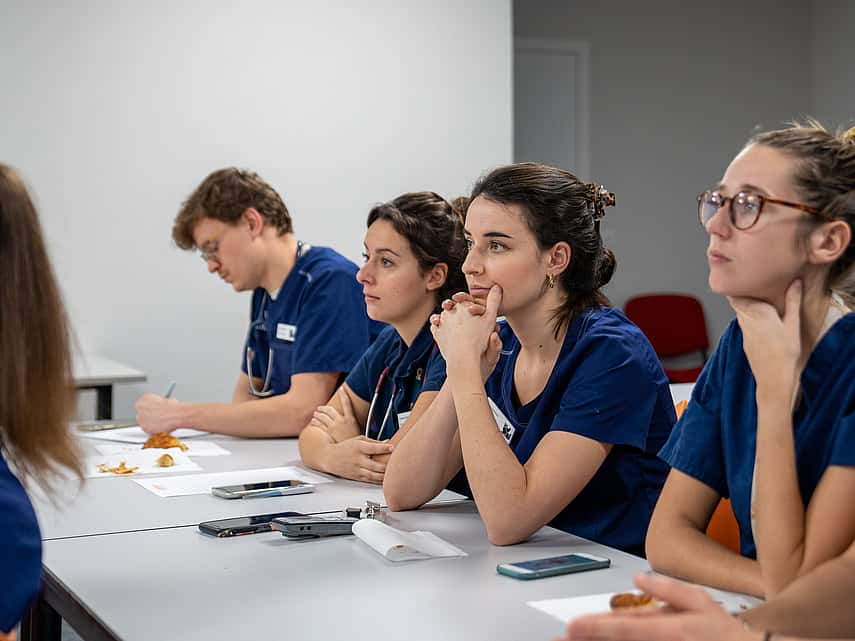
352 518 467 561
94 441 230 457
79 426 209 443
528 587 761 624
132 466 333 497
84 449 201 479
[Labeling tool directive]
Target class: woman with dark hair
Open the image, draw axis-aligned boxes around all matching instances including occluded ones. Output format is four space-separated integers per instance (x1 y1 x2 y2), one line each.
648 121 855 599
0 164 83 636
384 163 675 553
299 192 468 484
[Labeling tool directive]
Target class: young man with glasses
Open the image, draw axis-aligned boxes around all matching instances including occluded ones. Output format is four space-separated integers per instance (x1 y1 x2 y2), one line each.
135 167 380 437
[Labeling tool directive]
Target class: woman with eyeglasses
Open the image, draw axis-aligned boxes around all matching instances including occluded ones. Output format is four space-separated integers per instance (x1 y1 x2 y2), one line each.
647 121 855 599
383 163 676 553
0 165 83 638
298 193 468 484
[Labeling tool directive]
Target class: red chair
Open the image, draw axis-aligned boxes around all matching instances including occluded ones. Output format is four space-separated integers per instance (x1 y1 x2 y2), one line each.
625 294 709 383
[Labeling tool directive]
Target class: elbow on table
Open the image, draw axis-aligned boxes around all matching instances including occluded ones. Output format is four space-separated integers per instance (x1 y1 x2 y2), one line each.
383 488 426 513
484 516 534 547
644 517 679 573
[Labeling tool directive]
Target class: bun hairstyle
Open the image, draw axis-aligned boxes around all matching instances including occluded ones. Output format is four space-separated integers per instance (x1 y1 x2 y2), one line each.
366 192 468 308
470 162 617 337
750 119 855 303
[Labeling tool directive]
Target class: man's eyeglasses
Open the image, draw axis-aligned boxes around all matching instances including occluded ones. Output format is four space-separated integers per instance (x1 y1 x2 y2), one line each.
199 242 220 263
697 190 828 230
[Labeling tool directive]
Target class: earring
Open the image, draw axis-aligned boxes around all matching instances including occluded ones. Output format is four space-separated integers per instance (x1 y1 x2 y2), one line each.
547 273 556 289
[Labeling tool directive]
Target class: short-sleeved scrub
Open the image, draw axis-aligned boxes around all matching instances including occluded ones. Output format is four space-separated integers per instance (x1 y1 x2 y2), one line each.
345 321 444 440
660 313 855 558
424 306 676 556
242 244 383 395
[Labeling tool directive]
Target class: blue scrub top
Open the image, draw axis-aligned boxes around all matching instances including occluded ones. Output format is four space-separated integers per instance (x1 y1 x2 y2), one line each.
241 245 383 395
660 313 855 558
345 322 443 440
425 306 675 556
0 453 42 632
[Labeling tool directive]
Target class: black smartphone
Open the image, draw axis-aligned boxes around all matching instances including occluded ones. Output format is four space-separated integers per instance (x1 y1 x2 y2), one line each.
198 511 305 537
270 515 359 539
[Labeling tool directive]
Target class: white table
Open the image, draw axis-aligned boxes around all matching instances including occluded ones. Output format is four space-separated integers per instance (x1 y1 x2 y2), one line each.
34 437 459 540
73 354 147 420
40 502 650 641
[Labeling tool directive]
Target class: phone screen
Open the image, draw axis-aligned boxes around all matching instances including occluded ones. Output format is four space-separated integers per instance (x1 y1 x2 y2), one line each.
512 554 600 571
199 511 304 535
220 480 307 493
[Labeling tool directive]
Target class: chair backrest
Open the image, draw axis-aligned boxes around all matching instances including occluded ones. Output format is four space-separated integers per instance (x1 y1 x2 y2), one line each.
625 294 710 358
706 498 741 554
673 401 740 554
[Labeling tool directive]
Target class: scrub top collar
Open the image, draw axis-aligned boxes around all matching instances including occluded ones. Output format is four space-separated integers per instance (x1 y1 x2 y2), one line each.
799 312 855 407
497 308 594 423
383 320 436 382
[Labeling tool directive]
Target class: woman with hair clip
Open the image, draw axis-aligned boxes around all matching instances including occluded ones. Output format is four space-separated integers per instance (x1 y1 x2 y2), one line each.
647 121 855 599
383 163 676 553
0 165 83 638
299 192 467 484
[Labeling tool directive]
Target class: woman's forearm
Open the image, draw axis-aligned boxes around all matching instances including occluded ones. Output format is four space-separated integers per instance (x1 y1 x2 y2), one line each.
753 388 806 597
647 516 765 597
742 554 855 638
383 383 459 510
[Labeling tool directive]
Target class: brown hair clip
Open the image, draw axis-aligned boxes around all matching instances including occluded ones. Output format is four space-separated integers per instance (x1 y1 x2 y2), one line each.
585 183 616 219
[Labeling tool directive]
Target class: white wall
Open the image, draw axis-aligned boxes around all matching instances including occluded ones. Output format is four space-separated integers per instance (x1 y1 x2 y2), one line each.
514 0 818 343
0 0 513 418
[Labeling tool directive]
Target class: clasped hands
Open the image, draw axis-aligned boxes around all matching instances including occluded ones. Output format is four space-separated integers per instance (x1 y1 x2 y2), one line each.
429 285 504 382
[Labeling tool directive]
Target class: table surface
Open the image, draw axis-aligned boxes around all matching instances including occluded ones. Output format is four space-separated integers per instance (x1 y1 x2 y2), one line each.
72 354 147 388
43 501 650 641
33 437 460 540
35 393 698 641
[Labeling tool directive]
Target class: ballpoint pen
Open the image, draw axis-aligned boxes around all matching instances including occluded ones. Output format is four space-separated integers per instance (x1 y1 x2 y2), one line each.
164 381 176 399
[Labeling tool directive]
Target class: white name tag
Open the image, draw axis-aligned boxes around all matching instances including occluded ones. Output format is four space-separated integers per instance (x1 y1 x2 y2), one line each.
276 323 297 342
487 397 515 444
396 411 412 428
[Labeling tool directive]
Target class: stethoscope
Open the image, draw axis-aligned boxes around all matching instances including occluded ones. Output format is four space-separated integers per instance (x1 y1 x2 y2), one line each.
245 241 303 398
364 366 396 441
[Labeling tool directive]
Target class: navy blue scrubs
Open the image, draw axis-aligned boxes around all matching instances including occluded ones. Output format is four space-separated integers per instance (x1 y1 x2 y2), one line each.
425 306 675 556
660 314 855 558
0 454 41 632
241 244 382 395
346 322 442 440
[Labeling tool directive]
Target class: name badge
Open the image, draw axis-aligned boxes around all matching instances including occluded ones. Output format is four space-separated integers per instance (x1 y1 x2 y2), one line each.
487 397 516 444
276 323 297 342
396 411 412 428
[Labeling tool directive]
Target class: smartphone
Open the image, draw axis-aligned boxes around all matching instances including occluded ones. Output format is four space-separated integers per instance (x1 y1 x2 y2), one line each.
270 515 359 539
496 552 610 580
198 511 305 537
211 480 314 499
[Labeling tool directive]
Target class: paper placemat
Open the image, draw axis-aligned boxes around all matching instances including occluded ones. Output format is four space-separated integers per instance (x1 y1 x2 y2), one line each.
133 465 332 497
85 449 201 479
528 587 761 624
79 426 209 443
94 441 230 457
